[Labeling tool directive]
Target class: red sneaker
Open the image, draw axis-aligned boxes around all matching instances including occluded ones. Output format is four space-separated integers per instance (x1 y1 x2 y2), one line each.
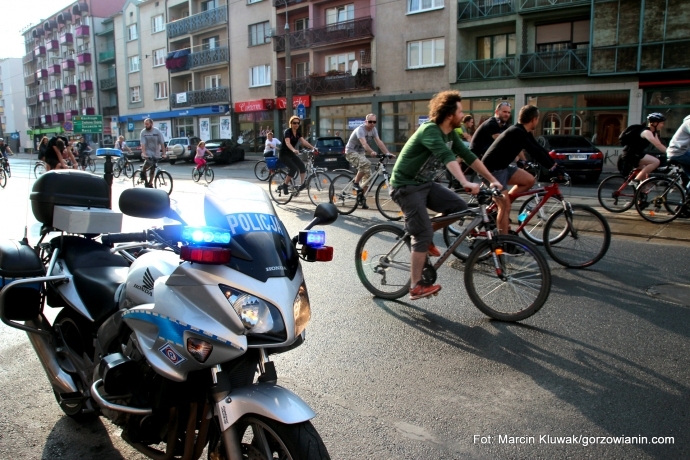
427 243 441 257
409 283 442 300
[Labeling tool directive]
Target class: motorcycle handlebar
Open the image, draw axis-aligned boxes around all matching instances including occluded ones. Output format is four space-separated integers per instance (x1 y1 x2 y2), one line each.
101 231 148 246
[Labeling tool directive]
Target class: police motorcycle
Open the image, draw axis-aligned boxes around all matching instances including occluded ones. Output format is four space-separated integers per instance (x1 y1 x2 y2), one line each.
0 168 337 459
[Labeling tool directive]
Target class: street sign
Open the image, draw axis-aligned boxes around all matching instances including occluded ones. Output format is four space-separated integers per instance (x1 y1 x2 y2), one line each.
63 121 73 132
297 103 306 119
128 122 135 132
73 115 103 134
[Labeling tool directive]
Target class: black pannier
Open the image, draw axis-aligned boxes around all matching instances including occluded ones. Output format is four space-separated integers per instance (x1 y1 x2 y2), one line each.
0 240 45 321
30 170 110 226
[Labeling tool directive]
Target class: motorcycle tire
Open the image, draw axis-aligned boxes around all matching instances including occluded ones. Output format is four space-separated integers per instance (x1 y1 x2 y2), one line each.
208 415 330 460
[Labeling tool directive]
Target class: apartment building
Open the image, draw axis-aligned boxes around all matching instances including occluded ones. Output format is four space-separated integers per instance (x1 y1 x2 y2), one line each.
21 0 127 148
0 58 31 151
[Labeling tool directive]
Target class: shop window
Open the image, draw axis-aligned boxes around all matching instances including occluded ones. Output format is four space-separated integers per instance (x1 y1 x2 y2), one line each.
477 33 516 60
407 38 444 69
408 0 443 14
177 117 195 137
249 22 270 47
536 20 590 53
542 113 561 135
319 103 370 144
563 114 582 135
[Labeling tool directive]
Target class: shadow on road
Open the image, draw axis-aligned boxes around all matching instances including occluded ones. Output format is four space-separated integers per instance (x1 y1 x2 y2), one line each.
43 416 129 460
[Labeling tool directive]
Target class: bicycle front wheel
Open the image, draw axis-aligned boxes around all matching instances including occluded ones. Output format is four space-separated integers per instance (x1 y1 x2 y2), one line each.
634 178 685 224
543 204 611 268
464 235 551 322
88 158 96 173
4 163 10 178
375 180 403 221
518 194 564 245
205 167 215 184
34 162 46 179
0 169 6 188
329 173 358 215
355 224 411 299
269 171 292 205
192 167 201 182
597 174 635 213
307 172 331 206
132 169 146 188
254 160 270 181
123 161 134 178
113 162 122 178
155 171 174 195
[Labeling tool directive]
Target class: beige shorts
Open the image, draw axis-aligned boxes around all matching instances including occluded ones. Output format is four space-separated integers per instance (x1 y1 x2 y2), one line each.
345 151 372 181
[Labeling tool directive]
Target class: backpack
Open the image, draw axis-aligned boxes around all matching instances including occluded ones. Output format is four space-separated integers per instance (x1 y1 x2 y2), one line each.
619 124 646 148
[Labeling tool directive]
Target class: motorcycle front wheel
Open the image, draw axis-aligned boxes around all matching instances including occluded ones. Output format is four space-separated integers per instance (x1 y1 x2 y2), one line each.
208 415 330 460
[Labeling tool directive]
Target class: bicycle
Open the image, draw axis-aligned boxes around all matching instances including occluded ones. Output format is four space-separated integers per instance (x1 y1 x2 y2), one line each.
443 170 611 269
34 160 47 178
113 155 135 179
633 161 690 224
597 166 668 213
1 156 11 178
355 188 551 322
79 151 96 173
132 157 174 195
192 156 215 184
254 160 271 181
267 149 332 207
329 153 401 220
0 160 6 188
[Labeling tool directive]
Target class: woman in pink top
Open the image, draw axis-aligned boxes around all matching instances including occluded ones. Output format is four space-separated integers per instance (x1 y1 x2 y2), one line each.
195 141 209 170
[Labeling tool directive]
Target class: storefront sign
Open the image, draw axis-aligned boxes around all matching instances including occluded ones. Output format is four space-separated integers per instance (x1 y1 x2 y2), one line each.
176 93 187 104
276 95 311 109
220 116 232 139
348 118 366 130
418 116 429 126
199 118 210 141
157 120 171 142
234 99 275 113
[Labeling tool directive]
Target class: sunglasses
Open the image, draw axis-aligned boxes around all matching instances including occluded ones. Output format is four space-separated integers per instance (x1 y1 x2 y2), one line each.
367 120 377 124
497 102 512 108
291 121 300 124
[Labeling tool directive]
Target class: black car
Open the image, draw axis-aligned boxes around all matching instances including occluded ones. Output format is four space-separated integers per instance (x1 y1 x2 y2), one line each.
537 135 603 182
124 140 143 161
205 139 245 164
314 137 350 170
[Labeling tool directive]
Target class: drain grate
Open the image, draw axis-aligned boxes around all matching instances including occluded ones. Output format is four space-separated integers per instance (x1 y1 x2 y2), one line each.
645 283 690 307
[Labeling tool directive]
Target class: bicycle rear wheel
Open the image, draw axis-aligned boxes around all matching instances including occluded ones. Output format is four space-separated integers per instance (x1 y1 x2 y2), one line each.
269 171 293 205
375 180 403 221
307 172 331 206
329 173 358 215
155 171 174 195
543 204 611 268
4 162 10 178
254 160 270 181
634 178 685 224
518 194 564 245
205 167 215 184
192 167 201 182
0 169 6 188
355 224 411 299
464 235 551 322
597 174 635 213
132 169 146 188
34 162 46 179
113 162 122 178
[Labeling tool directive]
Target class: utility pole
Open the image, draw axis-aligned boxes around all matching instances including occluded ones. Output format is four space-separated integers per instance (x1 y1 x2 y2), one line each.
284 2 293 120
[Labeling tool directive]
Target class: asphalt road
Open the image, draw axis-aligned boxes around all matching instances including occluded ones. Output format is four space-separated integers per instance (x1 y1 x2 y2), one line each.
0 158 688 459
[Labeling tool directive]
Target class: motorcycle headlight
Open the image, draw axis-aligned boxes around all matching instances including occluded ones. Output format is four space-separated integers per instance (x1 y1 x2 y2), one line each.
293 282 311 337
219 285 286 342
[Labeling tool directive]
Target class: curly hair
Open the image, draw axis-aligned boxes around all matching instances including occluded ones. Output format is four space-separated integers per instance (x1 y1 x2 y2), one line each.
428 90 462 124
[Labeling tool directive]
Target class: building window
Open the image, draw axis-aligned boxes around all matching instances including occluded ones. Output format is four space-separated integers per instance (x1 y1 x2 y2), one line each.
130 86 141 103
542 113 561 135
247 0 262 4
128 24 138 41
153 48 166 67
407 38 444 69
408 0 443 14
202 35 220 50
536 20 590 52
326 4 354 25
129 55 140 72
154 82 168 99
151 14 164 33
187 80 193 91
296 61 309 77
205 75 221 88
201 0 217 11
249 22 270 46
325 53 356 72
249 65 271 87
295 18 309 31
477 33 516 59
563 114 582 135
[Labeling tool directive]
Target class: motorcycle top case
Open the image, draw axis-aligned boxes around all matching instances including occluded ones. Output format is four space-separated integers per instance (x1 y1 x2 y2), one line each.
0 239 44 321
30 170 110 226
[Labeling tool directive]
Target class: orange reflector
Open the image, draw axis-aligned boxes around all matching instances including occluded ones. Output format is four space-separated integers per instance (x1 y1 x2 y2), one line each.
322 179 329 185
361 250 368 261
649 211 656 216
495 249 504 255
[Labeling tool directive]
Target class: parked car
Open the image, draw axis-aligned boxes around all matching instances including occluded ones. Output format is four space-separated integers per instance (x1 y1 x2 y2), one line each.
242 136 267 153
124 140 143 161
314 137 350 170
166 136 201 164
536 135 604 183
205 139 245 164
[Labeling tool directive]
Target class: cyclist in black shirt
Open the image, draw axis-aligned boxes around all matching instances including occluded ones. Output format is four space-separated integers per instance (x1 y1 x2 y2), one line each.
482 105 558 235
469 101 512 159
279 115 318 194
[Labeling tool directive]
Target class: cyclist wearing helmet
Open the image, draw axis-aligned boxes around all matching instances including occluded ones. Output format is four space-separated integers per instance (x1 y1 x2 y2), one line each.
623 113 667 185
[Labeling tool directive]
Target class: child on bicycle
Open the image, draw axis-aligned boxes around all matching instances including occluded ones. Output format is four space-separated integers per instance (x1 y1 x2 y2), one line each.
264 132 281 157
195 141 210 171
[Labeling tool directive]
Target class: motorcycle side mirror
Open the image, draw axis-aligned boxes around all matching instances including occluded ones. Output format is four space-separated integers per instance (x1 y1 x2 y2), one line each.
119 188 171 219
312 203 339 226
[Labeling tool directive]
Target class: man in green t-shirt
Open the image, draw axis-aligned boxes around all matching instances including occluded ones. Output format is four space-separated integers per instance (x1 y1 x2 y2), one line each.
390 90 502 300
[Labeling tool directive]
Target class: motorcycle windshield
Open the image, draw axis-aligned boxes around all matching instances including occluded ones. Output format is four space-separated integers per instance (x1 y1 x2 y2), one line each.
202 180 299 282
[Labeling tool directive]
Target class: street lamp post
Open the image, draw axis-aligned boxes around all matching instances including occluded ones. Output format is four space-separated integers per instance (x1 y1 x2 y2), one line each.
284 2 293 120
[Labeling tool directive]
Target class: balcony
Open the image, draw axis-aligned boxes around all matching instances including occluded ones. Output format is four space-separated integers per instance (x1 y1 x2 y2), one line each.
98 48 115 63
518 48 588 77
28 117 41 127
75 25 90 38
100 75 117 90
65 109 79 121
38 92 50 103
50 88 63 99
458 0 516 22
274 17 373 53
60 33 74 47
63 84 78 96
34 46 46 57
36 69 49 80
518 0 591 13
41 114 53 125
97 23 114 36
102 106 119 116
80 80 94 92
62 59 76 72
46 39 60 53
168 46 229 73
77 52 92 66
82 107 96 115
48 64 61 76
171 86 229 109
273 0 301 7
166 5 227 39
275 68 374 97
24 74 37 86
26 95 38 106
456 57 516 81
52 112 65 124
23 53 34 64
590 39 690 75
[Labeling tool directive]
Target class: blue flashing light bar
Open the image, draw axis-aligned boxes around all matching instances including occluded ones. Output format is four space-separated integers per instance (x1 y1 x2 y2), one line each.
299 230 326 248
182 226 232 245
